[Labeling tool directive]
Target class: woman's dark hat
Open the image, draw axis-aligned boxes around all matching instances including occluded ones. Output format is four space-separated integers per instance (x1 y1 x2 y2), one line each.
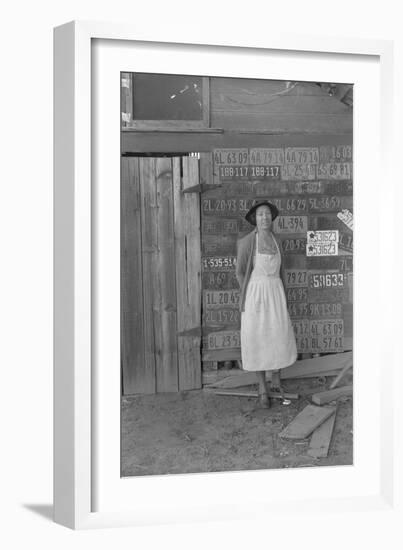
245 200 279 226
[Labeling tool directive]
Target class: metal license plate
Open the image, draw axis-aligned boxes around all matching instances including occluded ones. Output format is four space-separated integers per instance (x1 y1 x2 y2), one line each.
307 230 339 243
271 197 307 213
203 290 240 308
310 319 344 337
310 336 344 353
274 215 308 234
286 288 308 302
308 302 343 318
308 287 349 304
308 196 352 212
295 336 311 352
218 165 249 180
281 238 307 254
285 269 308 287
213 149 249 165
288 303 309 318
339 232 353 252
281 164 316 180
317 162 352 179
306 242 338 256
204 309 240 326
202 218 240 234
202 256 237 271
202 236 236 256
292 319 310 336
320 145 352 162
248 165 281 179
202 271 239 290
202 198 237 214
207 330 241 349
285 147 319 164
337 209 354 230
249 148 285 165
309 271 345 289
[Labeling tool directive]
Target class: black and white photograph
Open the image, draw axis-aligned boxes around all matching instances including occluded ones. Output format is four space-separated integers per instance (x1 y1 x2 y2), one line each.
120 72 354 477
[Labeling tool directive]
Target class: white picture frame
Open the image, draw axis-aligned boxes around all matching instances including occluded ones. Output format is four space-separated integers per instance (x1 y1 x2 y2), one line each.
54 20 397 530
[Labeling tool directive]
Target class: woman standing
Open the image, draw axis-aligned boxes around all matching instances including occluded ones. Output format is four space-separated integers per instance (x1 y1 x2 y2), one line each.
236 200 297 408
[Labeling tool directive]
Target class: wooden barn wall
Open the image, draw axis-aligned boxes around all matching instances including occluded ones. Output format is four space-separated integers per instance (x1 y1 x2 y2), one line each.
209 79 352 133
121 74 353 387
200 142 353 363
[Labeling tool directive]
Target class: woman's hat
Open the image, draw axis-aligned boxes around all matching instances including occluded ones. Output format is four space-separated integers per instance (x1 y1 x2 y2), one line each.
245 200 279 226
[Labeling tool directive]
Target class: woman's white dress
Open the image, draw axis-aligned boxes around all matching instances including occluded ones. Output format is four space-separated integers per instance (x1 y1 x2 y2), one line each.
241 233 297 371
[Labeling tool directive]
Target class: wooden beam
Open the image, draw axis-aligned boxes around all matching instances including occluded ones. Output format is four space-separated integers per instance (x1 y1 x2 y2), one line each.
205 389 299 400
307 412 337 458
311 385 353 406
329 363 353 389
279 405 336 440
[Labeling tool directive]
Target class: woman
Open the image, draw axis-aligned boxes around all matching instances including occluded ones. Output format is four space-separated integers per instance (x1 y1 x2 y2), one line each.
236 200 297 408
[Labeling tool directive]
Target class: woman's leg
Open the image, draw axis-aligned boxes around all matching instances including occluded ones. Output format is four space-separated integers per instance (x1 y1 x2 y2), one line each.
256 371 271 408
256 371 267 393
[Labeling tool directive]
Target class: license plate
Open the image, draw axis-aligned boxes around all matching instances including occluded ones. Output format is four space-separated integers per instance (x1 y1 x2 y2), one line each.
306 242 338 256
202 271 239 290
274 215 308 234
249 165 281 179
281 238 307 253
204 309 240 326
308 302 343 318
202 219 240 234
213 148 249 165
202 256 237 271
320 145 352 162
288 303 309 318
250 148 285 165
310 319 344 337
281 164 316 180
310 336 344 352
317 162 352 179
309 271 345 289
271 197 307 213
207 330 240 349
308 196 352 212
286 288 308 302
218 165 249 180
307 230 339 243
202 198 237 213
203 290 240 308
285 147 319 164
285 269 308 287
292 319 310 336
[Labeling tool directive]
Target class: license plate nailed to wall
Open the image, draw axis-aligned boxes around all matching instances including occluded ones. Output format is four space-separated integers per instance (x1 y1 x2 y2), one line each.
207 330 241 349
306 230 339 256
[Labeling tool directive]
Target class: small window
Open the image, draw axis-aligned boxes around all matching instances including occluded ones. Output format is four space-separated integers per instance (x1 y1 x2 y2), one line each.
122 72 210 129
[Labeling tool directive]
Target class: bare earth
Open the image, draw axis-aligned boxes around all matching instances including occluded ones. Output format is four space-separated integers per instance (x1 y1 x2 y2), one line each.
121 373 353 477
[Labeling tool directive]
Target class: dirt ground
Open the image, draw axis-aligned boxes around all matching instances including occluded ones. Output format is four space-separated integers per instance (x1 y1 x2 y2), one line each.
121 372 353 477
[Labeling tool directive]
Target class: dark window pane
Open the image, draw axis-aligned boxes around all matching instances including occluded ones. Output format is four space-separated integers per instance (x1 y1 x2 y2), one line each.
133 74 203 121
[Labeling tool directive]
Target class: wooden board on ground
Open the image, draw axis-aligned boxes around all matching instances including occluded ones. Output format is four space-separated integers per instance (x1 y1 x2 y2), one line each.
311 385 353 405
279 404 335 440
307 411 337 458
281 351 352 379
205 389 299 399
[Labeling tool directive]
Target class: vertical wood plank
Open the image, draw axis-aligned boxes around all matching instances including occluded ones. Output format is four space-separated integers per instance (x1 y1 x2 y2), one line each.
173 157 202 390
155 158 179 392
121 158 149 394
139 158 157 393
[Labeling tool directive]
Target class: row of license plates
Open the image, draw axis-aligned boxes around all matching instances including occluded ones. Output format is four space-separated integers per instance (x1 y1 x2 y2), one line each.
217 163 352 181
214 146 352 166
206 326 344 351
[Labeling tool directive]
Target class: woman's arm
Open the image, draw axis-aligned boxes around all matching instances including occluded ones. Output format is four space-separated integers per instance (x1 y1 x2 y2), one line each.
235 237 247 289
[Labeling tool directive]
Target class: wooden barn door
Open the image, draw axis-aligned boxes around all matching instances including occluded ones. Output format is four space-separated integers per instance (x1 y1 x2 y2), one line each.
121 156 202 395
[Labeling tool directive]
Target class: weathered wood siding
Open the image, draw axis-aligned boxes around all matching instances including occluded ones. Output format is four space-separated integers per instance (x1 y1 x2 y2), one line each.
121 157 202 395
